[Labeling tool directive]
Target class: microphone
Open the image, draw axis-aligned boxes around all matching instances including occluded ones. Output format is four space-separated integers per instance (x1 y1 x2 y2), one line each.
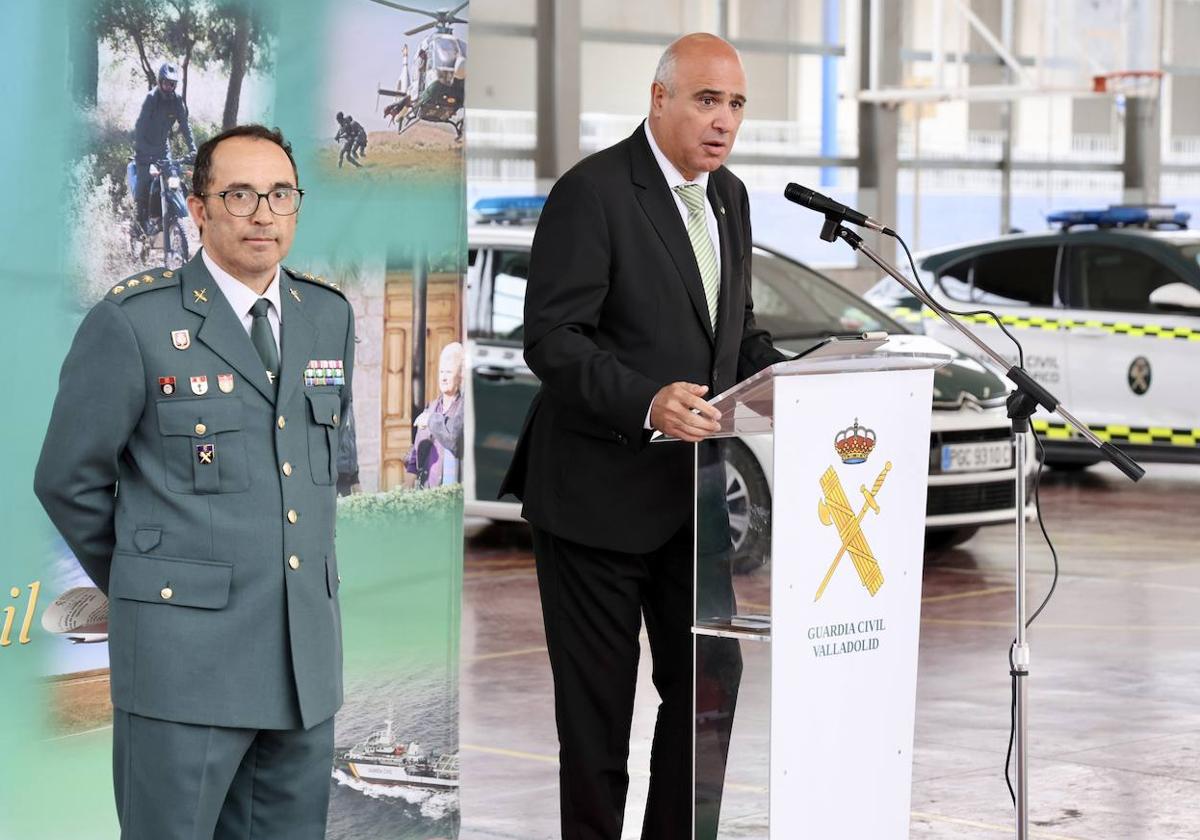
784 183 894 236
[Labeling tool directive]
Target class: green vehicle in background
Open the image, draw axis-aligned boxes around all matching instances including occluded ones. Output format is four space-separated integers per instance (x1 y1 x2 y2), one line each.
464 212 1033 568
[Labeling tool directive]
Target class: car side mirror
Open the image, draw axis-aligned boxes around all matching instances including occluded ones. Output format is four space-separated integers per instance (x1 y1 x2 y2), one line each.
1149 282 1200 313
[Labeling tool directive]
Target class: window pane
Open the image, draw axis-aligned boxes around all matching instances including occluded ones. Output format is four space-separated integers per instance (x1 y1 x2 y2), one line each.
1069 246 1182 313
492 250 529 341
950 247 1058 307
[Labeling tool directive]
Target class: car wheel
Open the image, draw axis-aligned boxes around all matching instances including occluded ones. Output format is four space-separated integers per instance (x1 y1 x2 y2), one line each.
725 441 771 574
924 526 980 552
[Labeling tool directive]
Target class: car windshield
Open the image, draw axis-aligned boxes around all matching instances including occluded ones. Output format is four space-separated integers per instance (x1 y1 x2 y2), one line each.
750 248 905 345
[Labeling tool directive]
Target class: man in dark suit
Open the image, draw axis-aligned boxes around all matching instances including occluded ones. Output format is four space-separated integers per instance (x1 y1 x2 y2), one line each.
499 33 785 840
35 125 353 839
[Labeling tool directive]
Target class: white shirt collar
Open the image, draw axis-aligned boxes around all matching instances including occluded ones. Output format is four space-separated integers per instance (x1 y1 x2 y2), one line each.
202 249 282 321
643 119 709 194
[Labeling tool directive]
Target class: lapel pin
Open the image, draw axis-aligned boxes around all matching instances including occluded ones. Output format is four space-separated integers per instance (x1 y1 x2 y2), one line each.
290 287 302 303
266 371 276 384
171 329 191 350
193 288 208 304
190 375 208 395
218 373 234 393
158 376 176 396
195 443 214 465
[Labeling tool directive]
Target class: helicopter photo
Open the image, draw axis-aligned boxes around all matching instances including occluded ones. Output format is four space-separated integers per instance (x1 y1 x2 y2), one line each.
371 1 467 139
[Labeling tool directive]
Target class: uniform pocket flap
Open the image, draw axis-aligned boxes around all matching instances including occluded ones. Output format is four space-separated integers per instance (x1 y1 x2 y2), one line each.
109 552 233 609
306 391 342 427
157 398 243 437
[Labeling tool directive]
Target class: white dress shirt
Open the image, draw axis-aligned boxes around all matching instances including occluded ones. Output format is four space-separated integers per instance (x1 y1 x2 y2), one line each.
643 120 722 269
641 120 724 429
202 249 282 354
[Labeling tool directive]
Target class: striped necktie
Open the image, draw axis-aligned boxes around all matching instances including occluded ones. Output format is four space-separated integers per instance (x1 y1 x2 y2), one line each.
673 183 720 330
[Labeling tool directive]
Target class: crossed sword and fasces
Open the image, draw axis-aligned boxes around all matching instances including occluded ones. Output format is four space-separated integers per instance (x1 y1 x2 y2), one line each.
814 460 893 601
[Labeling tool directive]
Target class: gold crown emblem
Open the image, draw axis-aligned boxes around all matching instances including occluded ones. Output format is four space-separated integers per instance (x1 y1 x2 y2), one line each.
834 418 876 464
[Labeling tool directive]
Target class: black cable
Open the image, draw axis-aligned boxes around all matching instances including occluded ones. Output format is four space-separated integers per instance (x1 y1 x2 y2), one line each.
888 230 1062 807
1004 432 1061 804
892 234 1025 369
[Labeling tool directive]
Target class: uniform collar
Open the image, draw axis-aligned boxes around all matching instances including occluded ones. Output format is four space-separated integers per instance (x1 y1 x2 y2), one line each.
643 120 710 195
202 249 282 323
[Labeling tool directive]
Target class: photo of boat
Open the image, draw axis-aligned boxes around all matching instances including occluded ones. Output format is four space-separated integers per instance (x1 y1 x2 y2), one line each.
334 715 460 791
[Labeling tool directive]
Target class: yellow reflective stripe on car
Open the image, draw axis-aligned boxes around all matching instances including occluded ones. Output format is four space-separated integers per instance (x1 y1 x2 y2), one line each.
891 307 1200 341
1032 419 1200 447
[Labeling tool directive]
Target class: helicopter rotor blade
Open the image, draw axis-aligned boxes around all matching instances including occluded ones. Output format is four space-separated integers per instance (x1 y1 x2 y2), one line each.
448 17 467 25
367 0 437 18
404 20 438 36
449 1 469 16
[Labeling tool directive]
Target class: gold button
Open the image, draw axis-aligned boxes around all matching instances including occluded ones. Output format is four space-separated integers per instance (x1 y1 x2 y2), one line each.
287 509 298 524
282 461 293 477
288 555 301 570
194 423 207 435
277 415 286 429
160 587 173 600
333 414 340 427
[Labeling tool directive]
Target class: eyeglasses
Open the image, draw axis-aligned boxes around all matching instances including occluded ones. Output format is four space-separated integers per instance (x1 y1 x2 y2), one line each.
198 188 305 217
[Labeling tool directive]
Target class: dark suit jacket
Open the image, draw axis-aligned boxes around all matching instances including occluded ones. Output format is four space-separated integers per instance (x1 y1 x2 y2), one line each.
499 123 784 553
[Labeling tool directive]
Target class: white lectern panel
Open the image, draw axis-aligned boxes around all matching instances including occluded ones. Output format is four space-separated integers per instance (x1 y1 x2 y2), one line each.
769 368 933 838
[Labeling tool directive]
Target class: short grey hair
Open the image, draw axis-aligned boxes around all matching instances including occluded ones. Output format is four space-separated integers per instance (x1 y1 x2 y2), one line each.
653 43 679 95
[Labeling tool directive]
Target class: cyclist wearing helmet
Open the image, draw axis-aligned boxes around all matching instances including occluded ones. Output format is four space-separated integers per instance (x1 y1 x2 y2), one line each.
133 62 198 233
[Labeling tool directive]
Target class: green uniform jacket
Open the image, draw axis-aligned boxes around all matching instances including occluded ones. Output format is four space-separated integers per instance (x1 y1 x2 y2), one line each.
34 255 354 731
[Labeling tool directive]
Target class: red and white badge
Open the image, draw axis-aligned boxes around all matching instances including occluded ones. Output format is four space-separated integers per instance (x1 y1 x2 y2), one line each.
158 376 176 396
190 375 208 395
217 373 234 393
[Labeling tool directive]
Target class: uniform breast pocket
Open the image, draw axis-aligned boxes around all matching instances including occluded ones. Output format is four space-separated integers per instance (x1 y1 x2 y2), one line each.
305 391 341 485
156 398 249 494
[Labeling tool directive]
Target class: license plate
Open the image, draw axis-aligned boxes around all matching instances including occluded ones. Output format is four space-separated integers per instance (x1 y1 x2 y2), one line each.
940 440 1013 473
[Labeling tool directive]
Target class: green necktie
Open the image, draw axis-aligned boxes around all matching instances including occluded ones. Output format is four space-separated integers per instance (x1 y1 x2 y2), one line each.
673 182 720 330
249 298 280 384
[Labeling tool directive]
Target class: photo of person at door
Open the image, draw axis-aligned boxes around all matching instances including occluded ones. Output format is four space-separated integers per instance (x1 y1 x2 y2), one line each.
407 341 464 488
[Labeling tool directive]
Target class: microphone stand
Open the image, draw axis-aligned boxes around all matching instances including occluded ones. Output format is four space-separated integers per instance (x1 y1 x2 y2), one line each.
816 215 1144 840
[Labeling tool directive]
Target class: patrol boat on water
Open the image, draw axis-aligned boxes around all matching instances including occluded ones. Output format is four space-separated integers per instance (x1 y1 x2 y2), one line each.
335 716 460 790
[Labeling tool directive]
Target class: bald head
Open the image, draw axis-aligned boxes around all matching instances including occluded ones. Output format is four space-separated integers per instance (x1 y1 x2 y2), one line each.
648 33 747 180
653 33 742 95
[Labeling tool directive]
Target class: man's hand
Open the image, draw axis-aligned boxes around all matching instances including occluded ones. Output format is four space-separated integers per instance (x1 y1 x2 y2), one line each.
650 382 722 442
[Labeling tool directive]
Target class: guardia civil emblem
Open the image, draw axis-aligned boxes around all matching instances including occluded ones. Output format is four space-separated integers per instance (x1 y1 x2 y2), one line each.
1128 356 1151 396
815 418 893 601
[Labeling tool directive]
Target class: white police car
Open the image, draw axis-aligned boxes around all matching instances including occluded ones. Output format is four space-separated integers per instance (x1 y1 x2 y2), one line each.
464 199 1036 563
866 205 1200 469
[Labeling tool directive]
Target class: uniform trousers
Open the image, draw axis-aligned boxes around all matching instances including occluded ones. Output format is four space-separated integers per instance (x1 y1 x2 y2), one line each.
112 709 335 840
532 488 742 840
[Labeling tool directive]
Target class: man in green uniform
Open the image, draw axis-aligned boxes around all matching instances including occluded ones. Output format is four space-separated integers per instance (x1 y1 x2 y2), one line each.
34 124 354 839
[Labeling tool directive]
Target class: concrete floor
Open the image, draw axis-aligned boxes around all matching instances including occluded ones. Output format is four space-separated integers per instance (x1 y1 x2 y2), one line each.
458 463 1200 840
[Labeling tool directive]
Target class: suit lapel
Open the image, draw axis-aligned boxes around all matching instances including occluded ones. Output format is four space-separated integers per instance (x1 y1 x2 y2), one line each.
275 272 319 412
629 125 715 344
709 176 735 345
180 256 275 403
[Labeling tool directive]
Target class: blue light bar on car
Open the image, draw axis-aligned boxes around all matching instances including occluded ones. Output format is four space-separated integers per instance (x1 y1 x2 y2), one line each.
472 195 547 224
1047 204 1191 230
